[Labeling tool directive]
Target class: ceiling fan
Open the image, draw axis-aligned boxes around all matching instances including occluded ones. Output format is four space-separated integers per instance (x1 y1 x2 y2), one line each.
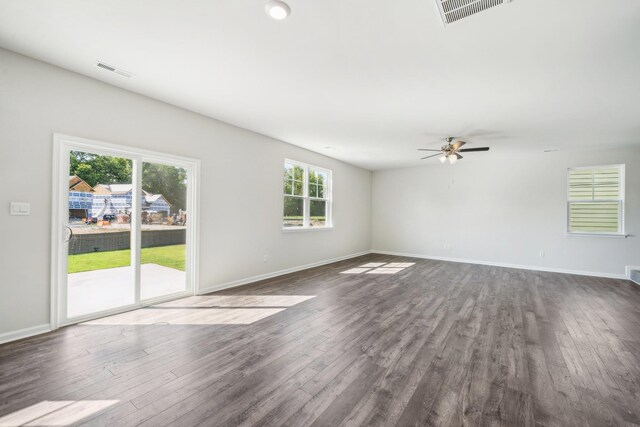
418 137 490 164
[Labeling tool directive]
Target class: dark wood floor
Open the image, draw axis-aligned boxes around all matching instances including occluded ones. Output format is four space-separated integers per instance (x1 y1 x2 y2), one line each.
1 255 640 426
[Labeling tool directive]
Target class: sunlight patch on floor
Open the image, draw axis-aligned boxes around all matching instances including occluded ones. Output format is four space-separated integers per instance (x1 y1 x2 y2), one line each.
340 262 415 275
154 294 315 308
366 267 405 274
384 262 415 268
83 308 286 325
340 268 373 274
81 295 315 326
0 400 119 426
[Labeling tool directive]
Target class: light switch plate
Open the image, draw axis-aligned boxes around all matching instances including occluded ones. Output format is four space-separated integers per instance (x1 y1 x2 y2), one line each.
10 202 31 216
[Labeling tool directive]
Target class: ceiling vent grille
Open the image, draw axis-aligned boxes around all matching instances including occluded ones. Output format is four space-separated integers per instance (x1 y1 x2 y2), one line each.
436 0 511 25
96 61 134 78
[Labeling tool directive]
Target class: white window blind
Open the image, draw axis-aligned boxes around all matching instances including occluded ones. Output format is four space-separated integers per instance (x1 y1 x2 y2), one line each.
567 165 624 234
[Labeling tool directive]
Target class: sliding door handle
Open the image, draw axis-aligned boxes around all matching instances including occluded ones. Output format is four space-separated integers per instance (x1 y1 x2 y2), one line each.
64 226 74 243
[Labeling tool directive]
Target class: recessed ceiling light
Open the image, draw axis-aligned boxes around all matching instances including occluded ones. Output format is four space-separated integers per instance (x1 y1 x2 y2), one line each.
265 0 291 20
325 146 336 150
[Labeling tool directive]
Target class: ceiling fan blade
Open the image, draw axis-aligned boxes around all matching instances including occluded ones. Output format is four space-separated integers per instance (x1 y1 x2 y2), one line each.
421 153 442 160
451 140 466 150
458 147 490 152
417 149 442 151
455 153 463 159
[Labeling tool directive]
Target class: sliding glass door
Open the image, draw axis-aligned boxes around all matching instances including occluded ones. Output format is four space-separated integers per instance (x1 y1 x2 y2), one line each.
66 151 136 318
54 135 199 326
140 161 188 301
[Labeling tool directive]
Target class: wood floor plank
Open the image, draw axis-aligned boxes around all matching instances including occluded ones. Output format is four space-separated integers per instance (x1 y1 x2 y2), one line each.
1 254 639 426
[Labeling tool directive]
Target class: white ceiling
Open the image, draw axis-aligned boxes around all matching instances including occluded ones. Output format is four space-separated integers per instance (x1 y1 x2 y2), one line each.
1 0 639 170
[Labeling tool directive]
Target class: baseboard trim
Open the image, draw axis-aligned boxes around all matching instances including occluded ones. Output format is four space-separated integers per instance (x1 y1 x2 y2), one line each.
0 323 51 345
371 250 628 280
198 250 372 295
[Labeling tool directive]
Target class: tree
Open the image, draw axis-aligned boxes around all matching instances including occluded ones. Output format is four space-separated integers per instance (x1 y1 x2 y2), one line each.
70 151 132 187
142 163 187 211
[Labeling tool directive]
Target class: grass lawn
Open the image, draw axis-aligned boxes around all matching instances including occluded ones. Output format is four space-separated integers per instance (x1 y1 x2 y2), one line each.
68 244 185 273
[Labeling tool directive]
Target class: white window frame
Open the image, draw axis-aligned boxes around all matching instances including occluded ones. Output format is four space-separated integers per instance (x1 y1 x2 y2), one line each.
566 164 626 237
283 159 333 231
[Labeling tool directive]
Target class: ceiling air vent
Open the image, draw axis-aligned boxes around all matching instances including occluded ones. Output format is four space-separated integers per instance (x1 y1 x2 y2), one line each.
436 0 512 25
96 61 134 78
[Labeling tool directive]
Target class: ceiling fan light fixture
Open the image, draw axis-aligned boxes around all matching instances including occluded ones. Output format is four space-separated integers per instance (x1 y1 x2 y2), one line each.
419 137 490 163
265 0 291 20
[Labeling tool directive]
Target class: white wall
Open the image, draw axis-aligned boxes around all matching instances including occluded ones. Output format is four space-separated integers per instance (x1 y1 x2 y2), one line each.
0 48 372 336
372 148 640 277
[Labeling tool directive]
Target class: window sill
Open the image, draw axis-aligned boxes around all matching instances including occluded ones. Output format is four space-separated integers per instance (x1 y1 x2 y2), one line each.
282 226 334 233
566 232 629 239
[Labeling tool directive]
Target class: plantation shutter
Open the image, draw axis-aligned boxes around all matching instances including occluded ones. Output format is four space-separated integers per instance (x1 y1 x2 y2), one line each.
568 166 623 233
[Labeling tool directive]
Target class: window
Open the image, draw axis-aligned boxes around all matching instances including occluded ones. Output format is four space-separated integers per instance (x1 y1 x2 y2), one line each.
283 159 332 229
567 165 625 235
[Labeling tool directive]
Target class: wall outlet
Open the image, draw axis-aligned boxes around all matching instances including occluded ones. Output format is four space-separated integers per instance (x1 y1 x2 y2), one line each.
539 251 545 258
443 243 449 249
263 254 269 263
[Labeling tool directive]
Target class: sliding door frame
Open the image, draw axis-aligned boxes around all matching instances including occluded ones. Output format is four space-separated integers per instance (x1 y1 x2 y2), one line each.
51 133 200 329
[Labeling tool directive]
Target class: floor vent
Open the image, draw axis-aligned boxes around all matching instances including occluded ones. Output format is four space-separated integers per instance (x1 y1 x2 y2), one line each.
96 61 134 78
436 0 511 25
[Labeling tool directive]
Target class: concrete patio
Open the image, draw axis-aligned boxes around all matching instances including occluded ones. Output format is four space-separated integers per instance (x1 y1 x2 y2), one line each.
68 264 186 318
